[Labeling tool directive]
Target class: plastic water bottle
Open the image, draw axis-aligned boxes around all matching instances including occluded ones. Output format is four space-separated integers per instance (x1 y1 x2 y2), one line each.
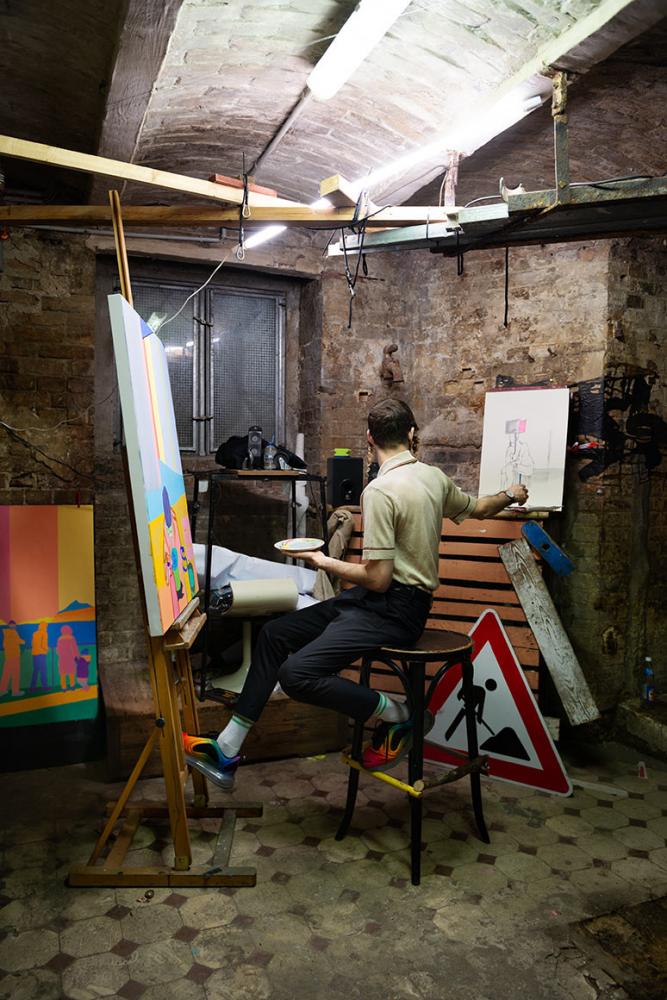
263 437 278 470
642 657 655 707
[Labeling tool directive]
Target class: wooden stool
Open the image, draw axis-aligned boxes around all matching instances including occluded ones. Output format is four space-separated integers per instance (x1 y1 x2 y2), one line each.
336 629 490 885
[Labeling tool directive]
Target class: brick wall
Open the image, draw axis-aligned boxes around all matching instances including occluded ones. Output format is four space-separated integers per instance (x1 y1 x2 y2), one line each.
312 237 666 712
3 225 665 728
0 230 96 505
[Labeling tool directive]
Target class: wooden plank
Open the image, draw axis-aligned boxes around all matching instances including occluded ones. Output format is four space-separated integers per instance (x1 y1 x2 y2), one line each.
0 135 301 208
319 173 363 208
440 540 506 558
210 810 236 870
209 174 278 197
0 198 464 229
346 552 515 584
428 617 538 652
437 558 512 585
443 519 525 539
499 538 600 725
106 809 142 869
348 538 539 562
67 864 257 888
431 599 528 622
435 582 521 606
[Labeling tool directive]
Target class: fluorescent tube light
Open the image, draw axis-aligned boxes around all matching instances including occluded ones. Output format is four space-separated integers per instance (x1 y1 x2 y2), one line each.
356 92 547 195
244 224 287 249
243 197 333 250
307 0 412 101
242 90 545 252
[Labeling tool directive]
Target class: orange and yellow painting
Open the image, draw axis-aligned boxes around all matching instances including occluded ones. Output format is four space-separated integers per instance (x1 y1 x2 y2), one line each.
109 294 198 635
0 505 97 727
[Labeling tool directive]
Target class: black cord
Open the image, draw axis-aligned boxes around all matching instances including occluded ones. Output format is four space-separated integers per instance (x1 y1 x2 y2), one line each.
341 192 370 329
0 419 99 483
504 246 510 328
456 230 464 276
238 157 249 260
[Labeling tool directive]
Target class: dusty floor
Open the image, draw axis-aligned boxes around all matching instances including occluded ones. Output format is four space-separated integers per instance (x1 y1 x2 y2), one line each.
1 739 667 1000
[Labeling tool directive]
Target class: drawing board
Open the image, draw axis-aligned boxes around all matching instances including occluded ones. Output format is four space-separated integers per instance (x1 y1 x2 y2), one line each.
108 293 198 635
478 387 570 510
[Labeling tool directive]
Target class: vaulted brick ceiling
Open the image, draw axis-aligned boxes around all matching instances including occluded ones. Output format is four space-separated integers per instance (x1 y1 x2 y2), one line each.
1 0 665 209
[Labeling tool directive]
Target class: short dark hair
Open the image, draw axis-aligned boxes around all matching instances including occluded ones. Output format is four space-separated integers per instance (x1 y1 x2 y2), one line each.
368 398 418 449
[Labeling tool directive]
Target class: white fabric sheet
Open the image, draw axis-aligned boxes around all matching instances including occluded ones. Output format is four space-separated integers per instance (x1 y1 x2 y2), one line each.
193 544 319 611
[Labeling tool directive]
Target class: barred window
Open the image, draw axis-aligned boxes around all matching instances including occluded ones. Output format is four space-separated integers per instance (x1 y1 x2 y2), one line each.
132 278 285 454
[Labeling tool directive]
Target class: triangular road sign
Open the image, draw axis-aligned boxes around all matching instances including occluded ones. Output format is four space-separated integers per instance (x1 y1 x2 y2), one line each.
425 609 572 795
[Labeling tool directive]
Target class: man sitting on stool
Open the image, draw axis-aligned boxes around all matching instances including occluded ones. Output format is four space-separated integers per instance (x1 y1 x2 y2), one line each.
183 398 528 789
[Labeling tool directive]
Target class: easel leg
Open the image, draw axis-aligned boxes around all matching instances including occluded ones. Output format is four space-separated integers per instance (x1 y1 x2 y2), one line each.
88 727 159 865
175 648 208 806
150 638 192 870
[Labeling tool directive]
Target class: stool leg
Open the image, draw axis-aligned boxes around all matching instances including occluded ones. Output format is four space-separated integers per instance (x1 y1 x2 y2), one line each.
408 659 425 886
461 653 490 844
335 656 371 841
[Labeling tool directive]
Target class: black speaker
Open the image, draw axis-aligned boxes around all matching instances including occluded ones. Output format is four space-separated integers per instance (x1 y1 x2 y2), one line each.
247 425 263 467
327 456 364 506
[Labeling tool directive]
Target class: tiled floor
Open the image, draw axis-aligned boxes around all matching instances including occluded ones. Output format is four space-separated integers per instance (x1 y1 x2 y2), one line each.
2 739 667 1000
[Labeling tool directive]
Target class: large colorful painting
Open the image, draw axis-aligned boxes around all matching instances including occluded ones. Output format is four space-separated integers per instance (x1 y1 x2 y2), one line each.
0 505 98 728
108 294 198 635
478 387 570 511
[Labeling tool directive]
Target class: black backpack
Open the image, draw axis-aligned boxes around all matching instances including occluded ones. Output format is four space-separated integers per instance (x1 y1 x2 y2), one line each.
214 435 306 471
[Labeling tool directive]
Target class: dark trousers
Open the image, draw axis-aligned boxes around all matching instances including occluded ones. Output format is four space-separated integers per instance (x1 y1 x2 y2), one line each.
234 582 432 724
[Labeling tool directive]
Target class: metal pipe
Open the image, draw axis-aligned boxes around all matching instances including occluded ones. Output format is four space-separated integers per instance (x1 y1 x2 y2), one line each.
250 87 313 176
22 224 227 245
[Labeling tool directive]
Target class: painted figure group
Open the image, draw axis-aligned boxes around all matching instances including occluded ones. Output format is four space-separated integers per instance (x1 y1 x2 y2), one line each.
0 621 92 699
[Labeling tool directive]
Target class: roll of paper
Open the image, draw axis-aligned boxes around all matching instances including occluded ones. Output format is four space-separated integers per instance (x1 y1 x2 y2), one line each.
228 578 299 617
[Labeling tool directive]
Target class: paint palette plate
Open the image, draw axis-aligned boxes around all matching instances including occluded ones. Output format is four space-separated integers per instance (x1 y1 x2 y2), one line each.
274 537 325 554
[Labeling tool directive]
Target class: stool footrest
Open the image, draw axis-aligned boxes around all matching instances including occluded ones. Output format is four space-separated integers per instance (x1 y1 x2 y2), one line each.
340 754 422 798
413 756 489 793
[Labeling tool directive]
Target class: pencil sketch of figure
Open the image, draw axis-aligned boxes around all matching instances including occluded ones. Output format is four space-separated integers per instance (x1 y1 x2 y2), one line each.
500 418 534 489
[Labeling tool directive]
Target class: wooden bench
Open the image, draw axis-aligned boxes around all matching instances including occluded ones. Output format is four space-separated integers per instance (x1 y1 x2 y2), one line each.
341 512 541 699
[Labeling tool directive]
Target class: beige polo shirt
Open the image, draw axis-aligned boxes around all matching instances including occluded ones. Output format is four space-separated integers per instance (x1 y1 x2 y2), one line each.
361 451 477 593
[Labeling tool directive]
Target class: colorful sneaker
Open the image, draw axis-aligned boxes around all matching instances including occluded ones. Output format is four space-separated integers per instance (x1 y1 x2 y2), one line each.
361 710 435 772
182 733 239 791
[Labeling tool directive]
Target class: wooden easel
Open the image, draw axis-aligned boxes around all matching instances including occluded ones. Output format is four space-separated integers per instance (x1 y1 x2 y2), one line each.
68 192 261 888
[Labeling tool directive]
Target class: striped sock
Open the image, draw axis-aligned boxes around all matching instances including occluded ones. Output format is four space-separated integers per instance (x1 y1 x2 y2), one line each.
217 714 253 757
374 692 409 723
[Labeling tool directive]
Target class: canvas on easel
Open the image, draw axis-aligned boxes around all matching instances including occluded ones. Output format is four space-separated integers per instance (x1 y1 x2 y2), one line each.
108 293 198 635
66 194 261 890
478 387 570 511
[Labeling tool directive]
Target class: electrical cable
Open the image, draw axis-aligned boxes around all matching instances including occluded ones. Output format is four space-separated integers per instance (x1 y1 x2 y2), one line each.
438 171 448 208
151 248 233 334
464 194 505 208
4 386 117 434
0 419 99 483
503 246 510 328
341 191 370 329
570 173 657 188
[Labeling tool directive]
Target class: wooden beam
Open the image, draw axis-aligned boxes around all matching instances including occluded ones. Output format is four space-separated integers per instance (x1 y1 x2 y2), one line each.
209 174 278 198
89 0 184 203
320 174 363 208
0 134 304 209
499 538 600 727
0 202 460 229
